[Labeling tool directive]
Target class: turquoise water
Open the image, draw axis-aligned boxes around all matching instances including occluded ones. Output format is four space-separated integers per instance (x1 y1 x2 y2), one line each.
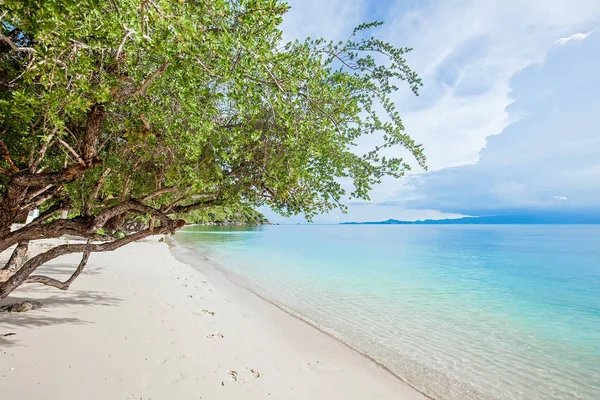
175 225 600 400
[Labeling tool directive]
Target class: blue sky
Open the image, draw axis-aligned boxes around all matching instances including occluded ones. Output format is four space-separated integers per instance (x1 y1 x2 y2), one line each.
263 0 600 223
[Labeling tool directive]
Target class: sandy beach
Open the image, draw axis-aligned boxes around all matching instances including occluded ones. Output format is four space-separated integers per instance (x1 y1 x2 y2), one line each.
0 238 425 400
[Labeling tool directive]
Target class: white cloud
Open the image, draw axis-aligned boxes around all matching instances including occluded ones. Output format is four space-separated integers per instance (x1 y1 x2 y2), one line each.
260 205 465 224
402 30 600 213
274 0 600 222
379 0 600 170
556 32 591 44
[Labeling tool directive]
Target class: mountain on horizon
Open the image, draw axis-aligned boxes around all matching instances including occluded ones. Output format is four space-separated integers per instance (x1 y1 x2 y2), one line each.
340 213 600 225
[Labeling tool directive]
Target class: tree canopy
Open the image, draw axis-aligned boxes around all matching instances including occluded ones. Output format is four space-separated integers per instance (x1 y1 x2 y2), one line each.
0 0 425 299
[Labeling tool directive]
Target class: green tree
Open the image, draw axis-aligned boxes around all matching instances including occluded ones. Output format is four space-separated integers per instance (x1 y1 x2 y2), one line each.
0 0 425 299
182 203 269 225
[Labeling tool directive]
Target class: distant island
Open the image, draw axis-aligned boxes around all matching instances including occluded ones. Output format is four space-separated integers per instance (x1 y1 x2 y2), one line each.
341 213 600 225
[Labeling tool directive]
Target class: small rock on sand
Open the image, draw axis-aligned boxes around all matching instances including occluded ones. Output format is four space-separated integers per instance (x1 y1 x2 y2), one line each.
1 301 43 313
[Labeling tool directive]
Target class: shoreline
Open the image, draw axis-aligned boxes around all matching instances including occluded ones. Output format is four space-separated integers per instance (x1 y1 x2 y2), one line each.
0 237 425 399
170 238 434 400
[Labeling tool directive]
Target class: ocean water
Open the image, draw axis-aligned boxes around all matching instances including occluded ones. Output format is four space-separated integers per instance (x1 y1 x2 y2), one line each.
175 225 600 400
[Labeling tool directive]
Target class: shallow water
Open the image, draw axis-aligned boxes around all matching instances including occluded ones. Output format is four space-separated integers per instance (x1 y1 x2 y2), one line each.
175 225 600 400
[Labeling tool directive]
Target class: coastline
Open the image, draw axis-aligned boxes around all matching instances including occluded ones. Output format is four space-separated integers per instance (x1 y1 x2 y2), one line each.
0 237 425 399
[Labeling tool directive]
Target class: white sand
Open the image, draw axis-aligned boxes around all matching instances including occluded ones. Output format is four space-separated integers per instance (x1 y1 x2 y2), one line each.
0 238 425 399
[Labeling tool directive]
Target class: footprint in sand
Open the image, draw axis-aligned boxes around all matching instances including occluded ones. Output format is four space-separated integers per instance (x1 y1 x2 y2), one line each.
228 370 238 381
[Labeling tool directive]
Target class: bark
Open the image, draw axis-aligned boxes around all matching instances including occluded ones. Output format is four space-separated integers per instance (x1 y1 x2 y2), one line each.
104 214 125 231
0 241 29 282
0 218 93 253
0 183 28 237
81 105 105 162
0 198 177 253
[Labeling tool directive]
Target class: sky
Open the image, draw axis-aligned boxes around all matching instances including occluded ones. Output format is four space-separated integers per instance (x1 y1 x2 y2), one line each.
262 0 600 224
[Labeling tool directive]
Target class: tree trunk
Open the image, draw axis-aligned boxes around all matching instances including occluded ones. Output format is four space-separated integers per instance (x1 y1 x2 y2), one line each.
0 186 28 237
0 241 29 282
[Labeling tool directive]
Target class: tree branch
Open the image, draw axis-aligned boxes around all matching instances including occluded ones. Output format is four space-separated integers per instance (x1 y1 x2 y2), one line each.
140 186 177 202
11 163 91 188
25 242 91 290
115 27 136 60
27 199 69 226
30 130 56 172
57 138 85 165
0 241 29 283
18 185 64 217
0 229 168 299
92 199 177 232
0 139 19 172
130 62 170 97
84 168 111 214
0 165 11 175
0 33 35 53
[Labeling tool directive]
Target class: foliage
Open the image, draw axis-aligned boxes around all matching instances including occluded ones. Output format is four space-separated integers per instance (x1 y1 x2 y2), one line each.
0 0 425 298
181 204 268 225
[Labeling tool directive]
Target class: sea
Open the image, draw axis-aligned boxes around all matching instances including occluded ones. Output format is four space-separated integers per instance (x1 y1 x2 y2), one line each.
174 224 600 400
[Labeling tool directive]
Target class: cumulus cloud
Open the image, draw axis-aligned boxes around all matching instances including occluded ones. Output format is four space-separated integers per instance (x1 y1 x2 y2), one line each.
401 30 600 214
269 0 600 222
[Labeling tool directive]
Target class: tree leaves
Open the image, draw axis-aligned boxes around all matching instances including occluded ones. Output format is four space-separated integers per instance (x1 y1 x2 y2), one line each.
1 0 426 224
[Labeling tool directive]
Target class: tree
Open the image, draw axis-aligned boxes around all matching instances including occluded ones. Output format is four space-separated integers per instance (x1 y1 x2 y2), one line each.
0 0 426 299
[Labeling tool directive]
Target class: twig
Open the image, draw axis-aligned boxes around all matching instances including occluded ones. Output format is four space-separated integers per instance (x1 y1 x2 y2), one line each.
0 34 35 53
57 138 85 165
0 139 19 172
147 0 165 16
141 186 177 202
130 62 170 97
92 168 111 201
30 130 57 172
9 55 36 84
115 26 136 60
249 50 283 92
84 168 111 214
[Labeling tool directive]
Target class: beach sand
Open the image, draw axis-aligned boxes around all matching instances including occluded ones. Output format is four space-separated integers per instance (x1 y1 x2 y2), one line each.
0 237 425 399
